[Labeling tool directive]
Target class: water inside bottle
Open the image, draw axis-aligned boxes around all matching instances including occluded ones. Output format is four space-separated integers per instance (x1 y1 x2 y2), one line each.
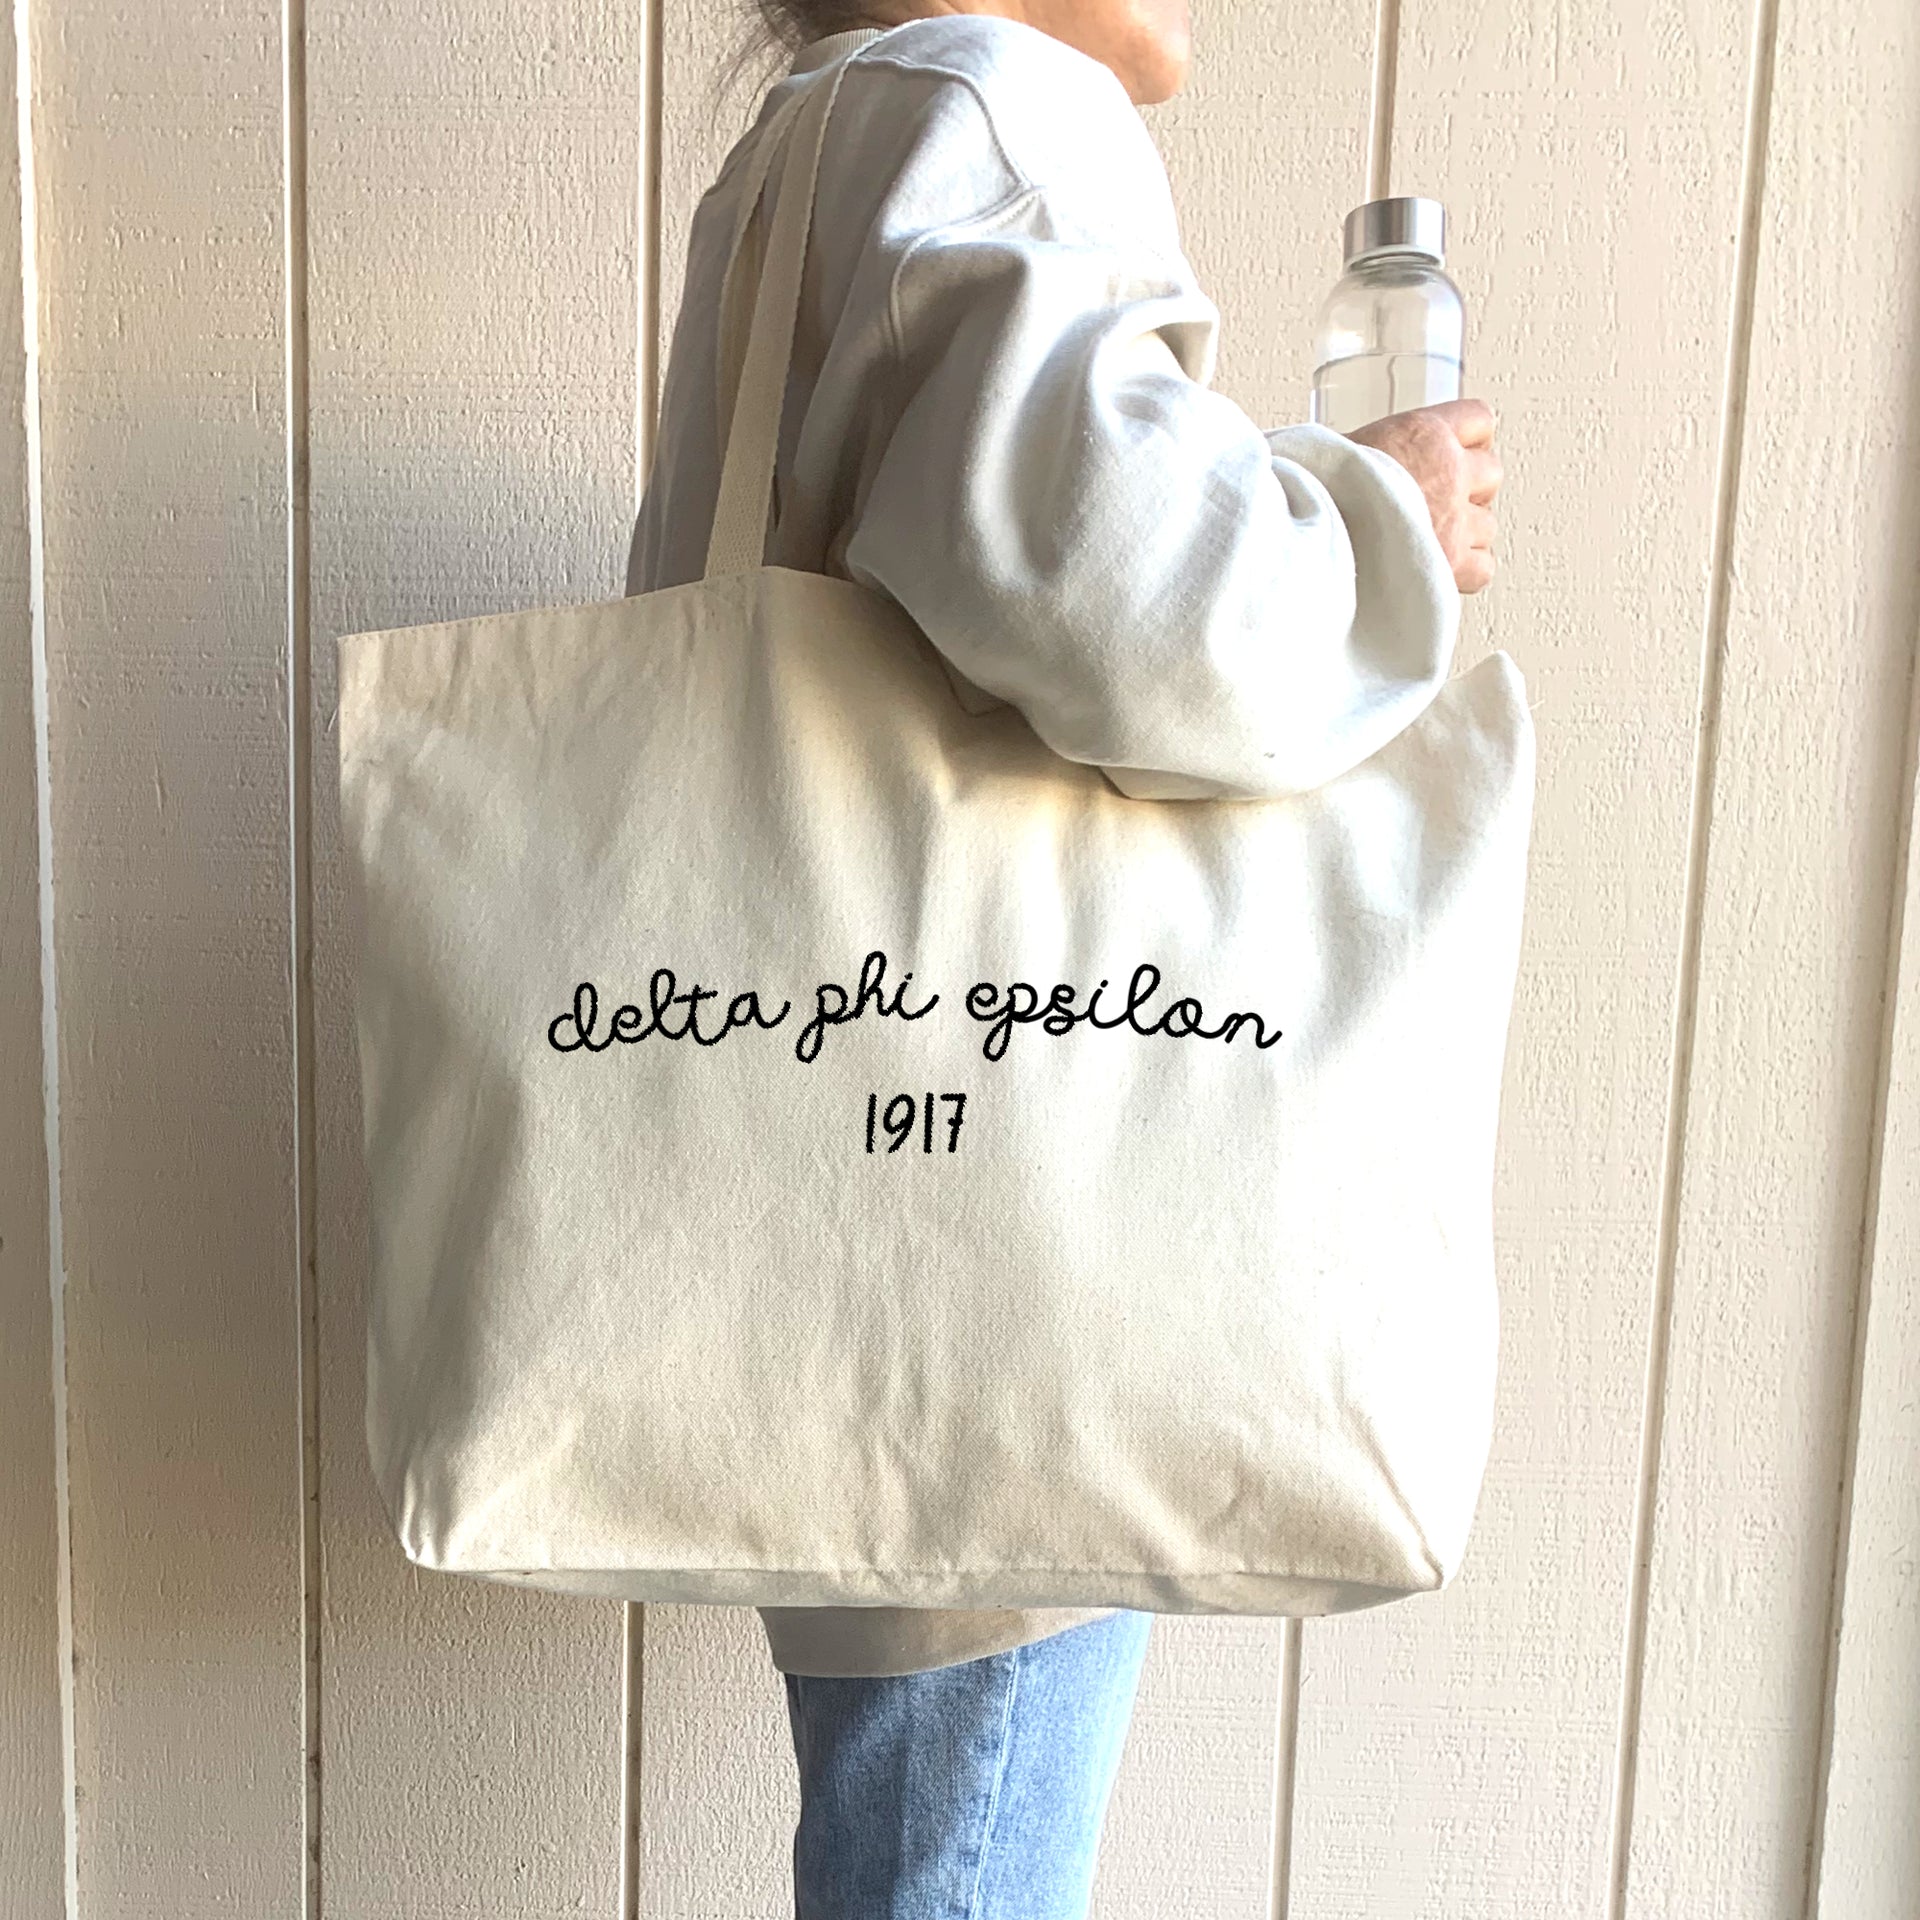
1310 351 1463 435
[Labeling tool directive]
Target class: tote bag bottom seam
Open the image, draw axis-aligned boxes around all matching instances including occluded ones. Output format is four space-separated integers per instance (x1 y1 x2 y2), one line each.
429 1558 1434 1585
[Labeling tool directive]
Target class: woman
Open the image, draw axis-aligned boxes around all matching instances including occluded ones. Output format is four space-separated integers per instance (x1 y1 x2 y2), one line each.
627 3 1501 1912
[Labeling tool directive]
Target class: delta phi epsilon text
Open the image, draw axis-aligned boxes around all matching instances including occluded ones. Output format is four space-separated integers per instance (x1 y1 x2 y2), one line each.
546 950 1282 1066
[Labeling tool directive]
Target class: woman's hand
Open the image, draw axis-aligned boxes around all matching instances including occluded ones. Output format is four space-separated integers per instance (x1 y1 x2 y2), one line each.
1346 398 1502 594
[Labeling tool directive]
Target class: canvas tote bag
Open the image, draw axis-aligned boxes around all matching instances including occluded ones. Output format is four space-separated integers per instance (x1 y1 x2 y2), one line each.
336 51 1536 1617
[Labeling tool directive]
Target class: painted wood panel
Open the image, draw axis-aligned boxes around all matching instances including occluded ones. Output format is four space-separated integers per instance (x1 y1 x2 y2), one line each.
637 6 1372 1911
23 0 308 1910
302 0 644 1910
1092 1619 1292 1917
0 0 68 1910
1105 8 1377 1911
636 21 842 1912
633 1602 800 1915
1627 0 1920 1910
3 0 1915 1914
1287 0 1752 1910
1816 564 1920 1913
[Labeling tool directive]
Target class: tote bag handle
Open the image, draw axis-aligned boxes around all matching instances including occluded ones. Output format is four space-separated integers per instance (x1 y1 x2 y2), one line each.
710 88 804 471
703 56 854 581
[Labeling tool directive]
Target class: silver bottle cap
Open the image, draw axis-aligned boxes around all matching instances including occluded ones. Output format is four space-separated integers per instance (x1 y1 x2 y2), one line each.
1342 196 1446 267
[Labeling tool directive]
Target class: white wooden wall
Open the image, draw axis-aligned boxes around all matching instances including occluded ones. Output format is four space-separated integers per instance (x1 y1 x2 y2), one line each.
3 0 1917 1913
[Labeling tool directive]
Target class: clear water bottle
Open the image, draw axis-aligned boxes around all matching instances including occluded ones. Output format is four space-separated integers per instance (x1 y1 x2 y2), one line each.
1310 197 1464 434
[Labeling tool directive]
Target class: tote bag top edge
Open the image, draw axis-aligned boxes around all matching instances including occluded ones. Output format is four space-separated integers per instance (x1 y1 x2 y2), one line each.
330 562 906 656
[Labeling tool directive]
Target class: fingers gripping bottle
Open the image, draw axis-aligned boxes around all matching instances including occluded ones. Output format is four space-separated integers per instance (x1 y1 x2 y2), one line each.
1310 197 1464 434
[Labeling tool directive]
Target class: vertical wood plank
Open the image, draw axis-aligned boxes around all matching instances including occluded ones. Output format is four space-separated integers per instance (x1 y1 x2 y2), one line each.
1149 0 1378 426
26 0 306 1910
636 1603 798 1919
1627 0 1920 1910
1815 595 1920 1912
652 0 766 404
305 0 643 1908
623 17 666 1915
636 17 801 1904
1106 6 1377 1910
0 0 68 1908
1091 1621 1291 1919
1288 0 1753 1913
640 5 1373 1914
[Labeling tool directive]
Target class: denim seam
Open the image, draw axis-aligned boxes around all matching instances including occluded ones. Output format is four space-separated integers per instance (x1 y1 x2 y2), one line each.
963 1647 1023 1920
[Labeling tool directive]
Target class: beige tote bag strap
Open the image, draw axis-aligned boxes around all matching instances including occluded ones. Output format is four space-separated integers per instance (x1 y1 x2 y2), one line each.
711 89 805 458
703 55 853 581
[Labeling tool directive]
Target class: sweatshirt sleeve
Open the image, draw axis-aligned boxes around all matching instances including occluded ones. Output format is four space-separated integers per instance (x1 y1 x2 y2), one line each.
840 159 1463 803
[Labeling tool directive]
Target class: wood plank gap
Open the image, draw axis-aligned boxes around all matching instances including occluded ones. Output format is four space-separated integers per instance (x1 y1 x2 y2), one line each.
1363 0 1399 205
1799 571 1920 1917
620 1602 647 1920
633 0 664 512
281 0 322 1911
1266 1620 1303 1920
1602 0 1783 1911
12 0 76 1907
622 7 661 1914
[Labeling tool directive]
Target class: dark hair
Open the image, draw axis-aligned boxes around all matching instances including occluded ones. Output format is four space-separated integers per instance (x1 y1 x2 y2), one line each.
712 2 889 118
750 1 886 50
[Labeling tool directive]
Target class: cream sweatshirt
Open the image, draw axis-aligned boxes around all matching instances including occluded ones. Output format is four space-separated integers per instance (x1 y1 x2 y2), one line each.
625 17 1463 1677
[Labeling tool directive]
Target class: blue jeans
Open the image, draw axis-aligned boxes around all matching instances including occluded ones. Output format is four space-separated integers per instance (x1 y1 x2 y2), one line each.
782 1609 1154 1920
